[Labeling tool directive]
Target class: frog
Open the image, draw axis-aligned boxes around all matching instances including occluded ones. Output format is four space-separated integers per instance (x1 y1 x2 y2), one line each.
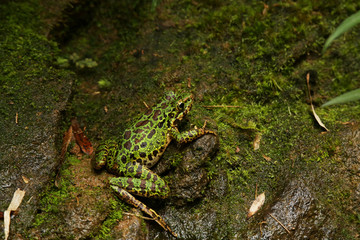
92 91 216 237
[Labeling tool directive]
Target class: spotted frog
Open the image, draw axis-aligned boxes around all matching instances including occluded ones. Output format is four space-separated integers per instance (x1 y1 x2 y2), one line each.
93 91 216 237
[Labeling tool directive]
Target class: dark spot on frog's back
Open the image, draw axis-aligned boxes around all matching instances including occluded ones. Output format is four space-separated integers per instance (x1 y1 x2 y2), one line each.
127 178 134 188
161 102 168 109
145 109 152 116
124 130 131 140
127 165 134 173
147 129 156 139
124 141 132 150
134 129 144 134
152 110 161 121
166 94 172 100
140 142 147 148
139 152 146 158
136 120 149 128
157 120 164 128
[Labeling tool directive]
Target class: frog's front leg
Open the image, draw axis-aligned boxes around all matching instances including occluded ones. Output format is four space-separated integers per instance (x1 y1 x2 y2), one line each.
170 122 216 144
110 161 177 238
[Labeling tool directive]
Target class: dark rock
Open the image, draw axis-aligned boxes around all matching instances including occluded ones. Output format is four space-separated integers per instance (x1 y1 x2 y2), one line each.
170 134 219 206
248 178 335 239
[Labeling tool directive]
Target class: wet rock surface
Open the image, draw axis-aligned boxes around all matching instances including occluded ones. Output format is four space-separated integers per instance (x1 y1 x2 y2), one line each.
169 134 219 206
248 178 335 240
246 126 360 240
147 134 220 239
0 18 73 239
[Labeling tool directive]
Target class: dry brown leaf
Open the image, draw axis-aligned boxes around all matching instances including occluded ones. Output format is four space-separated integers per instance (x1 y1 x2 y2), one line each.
262 154 272 161
247 192 265 219
4 188 26 240
61 125 73 159
71 119 93 155
22 176 30 184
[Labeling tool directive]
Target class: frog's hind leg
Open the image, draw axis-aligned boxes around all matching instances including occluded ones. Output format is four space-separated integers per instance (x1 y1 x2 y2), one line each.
110 161 176 237
111 185 177 238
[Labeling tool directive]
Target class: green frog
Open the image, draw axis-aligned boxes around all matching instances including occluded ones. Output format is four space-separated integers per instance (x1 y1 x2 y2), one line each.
92 91 216 237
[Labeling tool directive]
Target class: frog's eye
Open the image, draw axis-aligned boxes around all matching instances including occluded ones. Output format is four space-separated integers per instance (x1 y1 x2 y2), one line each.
177 102 184 110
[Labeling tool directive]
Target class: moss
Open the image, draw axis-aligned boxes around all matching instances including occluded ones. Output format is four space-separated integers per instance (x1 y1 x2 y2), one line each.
95 198 128 240
32 155 78 230
6 0 359 238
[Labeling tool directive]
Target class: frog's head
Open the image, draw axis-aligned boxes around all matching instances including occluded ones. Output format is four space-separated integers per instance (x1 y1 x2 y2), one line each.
166 91 193 121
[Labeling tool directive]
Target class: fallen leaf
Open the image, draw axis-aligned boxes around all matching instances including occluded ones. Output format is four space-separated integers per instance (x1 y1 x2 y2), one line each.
306 73 329 132
247 192 265 219
262 154 272 161
311 104 329 131
22 176 30 184
71 119 93 155
61 125 73 159
4 188 26 240
262 3 269 15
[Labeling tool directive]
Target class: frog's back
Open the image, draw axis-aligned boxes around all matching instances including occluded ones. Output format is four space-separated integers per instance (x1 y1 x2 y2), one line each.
119 92 178 167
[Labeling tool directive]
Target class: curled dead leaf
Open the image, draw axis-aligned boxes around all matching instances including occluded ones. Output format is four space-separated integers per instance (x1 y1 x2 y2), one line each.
4 188 26 240
247 192 265 219
71 118 93 155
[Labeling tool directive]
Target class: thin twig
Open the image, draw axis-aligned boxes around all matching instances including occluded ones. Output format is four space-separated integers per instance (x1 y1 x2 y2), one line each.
123 212 154 221
269 213 291 234
255 183 258 199
202 105 242 108
259 221 267 236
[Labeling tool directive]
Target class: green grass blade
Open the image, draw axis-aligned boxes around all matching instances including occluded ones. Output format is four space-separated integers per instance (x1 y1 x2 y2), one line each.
322 10 360 54
322 88 360 107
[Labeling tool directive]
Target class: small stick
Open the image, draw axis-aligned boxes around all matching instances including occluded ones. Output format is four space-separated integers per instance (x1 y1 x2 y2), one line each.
143 101 150 109
202 105 242 108
269 213 291 234
255 183 258 199
15 113 18 124
259 221 267 237
123 212 154 221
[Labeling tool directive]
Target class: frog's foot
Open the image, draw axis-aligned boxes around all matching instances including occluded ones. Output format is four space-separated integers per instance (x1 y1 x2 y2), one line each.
201 120 217 136
111 185 177 238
